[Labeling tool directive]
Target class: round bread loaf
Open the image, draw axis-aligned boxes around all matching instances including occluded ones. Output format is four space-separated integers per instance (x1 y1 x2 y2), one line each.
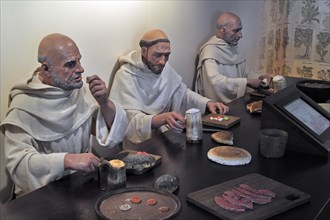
211 131 234 145
207 146 251 166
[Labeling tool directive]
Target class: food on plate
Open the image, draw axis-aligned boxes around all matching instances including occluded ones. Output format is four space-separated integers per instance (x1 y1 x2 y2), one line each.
109 159 125 168
210 115 230 122
123 152 156 174
239 184 276 197
222 194 253 209
246 100 262 114
233 187 272 204
130 196 142 204
214 184 276 212
257 79 274 95
231 188 271 204
136 151 149 155
214 196 246 212
154 174 180 193
146 198 157 206
207 146 251 166
119 203 131 211
158 206 170 213
211 131 234 145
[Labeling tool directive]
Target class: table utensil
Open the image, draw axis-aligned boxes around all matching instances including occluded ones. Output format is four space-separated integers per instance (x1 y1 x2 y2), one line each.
185 108 203 143
259 129 288 158
273 75 287 93
95 187 181 220
98 159 126 191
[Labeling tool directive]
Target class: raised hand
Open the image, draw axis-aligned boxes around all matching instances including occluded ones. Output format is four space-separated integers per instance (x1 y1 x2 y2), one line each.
86 75 108 105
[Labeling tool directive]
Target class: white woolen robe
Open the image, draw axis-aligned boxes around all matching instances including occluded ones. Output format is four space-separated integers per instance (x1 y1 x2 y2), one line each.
110 50 211 144
0 71 128 196
195 36 260 103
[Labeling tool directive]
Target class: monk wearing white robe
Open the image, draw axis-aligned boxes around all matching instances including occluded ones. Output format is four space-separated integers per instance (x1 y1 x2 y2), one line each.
0 33 128 197
110 29 229 145
195 12 270 103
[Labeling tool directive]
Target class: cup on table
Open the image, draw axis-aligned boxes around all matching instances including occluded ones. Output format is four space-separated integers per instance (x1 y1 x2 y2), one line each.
185 108 203 143
259 128 288 158
98 159 126 191
272 75 287 93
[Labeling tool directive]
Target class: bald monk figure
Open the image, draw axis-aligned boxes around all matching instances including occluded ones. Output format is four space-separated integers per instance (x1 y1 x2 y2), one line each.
195 12 271 103
1 33 128 197
110 29 229 145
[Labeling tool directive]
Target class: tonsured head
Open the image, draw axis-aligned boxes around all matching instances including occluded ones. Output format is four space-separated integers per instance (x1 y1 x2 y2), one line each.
139 29 171 74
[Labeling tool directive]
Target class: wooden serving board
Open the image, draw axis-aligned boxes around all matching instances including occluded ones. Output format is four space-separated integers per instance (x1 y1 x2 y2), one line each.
202 114 240 129
187 173 311 220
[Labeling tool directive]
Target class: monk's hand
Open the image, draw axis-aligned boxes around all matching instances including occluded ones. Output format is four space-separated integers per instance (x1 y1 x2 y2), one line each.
64 153 101 174
259 74 273 83
152 112 185 133
258 75 273 88
86 75 108 105
247 78 261 89
207 101 229 115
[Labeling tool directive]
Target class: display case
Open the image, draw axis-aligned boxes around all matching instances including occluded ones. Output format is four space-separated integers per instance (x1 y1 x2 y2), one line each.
260 86 330 158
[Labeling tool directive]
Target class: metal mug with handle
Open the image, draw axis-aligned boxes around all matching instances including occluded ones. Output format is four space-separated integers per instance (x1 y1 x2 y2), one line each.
98 159 126 191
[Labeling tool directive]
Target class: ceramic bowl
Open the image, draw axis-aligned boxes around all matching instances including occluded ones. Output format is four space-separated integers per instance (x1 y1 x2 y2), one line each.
296 79 330 103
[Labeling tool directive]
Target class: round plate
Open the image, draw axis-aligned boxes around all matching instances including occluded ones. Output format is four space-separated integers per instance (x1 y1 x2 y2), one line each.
95 187 181 220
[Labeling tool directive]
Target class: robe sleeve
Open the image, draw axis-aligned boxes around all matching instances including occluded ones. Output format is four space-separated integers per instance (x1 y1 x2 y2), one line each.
123 110 154 144
184 88 211 115
3 125 67 196
241 61 261 79
95 100 128 147
201 59 247 103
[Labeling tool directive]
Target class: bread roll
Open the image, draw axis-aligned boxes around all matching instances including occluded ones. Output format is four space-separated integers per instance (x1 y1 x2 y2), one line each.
207 146 251 166
211 131 234 145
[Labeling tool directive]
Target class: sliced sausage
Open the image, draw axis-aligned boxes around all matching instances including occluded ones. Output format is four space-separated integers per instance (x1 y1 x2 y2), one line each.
239 184 276 197
214 196 245 212
222 194 253 209
146 198 157 206
131 196 142 204
232 188 271 205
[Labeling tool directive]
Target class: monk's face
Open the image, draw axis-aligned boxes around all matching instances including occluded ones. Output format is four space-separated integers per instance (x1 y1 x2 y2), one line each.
143 42 171 74
49 42 84 90
222 19 242 46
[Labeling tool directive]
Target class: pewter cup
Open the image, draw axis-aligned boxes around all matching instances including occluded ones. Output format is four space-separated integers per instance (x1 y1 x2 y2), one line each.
273 75 287 93
98 159 126 191
259 129 288 158
185 108 203 143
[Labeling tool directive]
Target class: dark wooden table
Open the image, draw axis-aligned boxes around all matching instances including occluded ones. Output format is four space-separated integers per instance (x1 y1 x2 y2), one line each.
1 78 329 220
